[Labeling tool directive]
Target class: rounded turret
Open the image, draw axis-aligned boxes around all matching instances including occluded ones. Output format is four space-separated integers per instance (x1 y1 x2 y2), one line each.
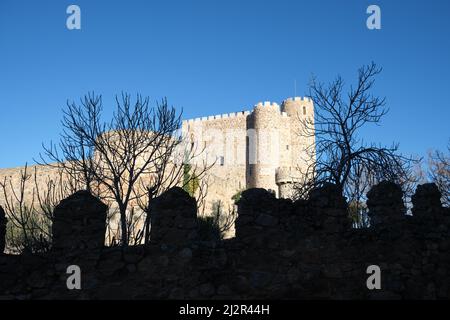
275 166 294 185
280 97 315 176
275 166 300 199
281 97 313 118
246 101 283 194
252 101 281 127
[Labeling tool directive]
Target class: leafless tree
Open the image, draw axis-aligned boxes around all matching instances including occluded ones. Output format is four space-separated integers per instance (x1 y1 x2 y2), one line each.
194 172 211 216
428 141 450 206
0 164 69 253
40 92 184 246
297 62 419 212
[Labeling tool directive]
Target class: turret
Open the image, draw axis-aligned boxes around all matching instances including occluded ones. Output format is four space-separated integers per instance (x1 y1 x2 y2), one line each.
281 97 315 174
281 97 314 119
246 101 282 194
275 166 297 199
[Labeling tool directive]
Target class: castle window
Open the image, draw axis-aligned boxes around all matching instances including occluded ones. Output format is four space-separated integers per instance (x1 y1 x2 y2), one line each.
249 167 252 176
286 145 289 150
303 106 306 115
219 156 225 166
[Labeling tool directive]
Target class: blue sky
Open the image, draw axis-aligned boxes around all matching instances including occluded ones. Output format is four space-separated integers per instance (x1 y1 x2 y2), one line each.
0 0 449 168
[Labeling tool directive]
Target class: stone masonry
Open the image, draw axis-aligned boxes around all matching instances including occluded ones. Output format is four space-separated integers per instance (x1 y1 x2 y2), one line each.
52 190 108 252
0 181 449 299
0 206 6 255
182 97 315 212
149 187 199 245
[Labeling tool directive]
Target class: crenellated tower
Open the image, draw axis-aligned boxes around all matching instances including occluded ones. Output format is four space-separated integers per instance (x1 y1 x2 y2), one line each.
246 101 284 193
276 97 315 198
178 96 315 213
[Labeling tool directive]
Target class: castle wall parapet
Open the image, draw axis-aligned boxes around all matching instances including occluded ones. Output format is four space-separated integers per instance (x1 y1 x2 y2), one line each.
1 182 450 299
367 181 406 227
181 96 313 127
0 206 6 254
52 190 107 253
149 187 199 245
182 110 251 126
283 96 312 103
412 183 445 221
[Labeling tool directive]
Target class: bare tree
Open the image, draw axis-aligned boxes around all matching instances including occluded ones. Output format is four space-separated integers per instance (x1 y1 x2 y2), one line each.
194 172 211 216
0 164 69 253
428 141 450 206
40 93 183 246
297 62 419 212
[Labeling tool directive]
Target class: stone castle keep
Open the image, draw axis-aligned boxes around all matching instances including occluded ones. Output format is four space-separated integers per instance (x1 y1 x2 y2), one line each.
0 96 314 222
182 96 314 210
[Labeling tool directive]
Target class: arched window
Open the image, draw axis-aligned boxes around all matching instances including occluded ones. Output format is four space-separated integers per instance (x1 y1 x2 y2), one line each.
303 106 306 115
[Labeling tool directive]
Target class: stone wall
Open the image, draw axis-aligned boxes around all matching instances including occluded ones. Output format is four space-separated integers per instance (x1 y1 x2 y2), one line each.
0 182 449 299
181 96 315 212
182 109 248 214
149 187 199 244
0 205 6 255
52 190 108 252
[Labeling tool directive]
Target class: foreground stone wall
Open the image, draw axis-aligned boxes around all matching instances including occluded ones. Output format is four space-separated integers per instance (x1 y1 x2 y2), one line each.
0 182 449 300
0 206 6 255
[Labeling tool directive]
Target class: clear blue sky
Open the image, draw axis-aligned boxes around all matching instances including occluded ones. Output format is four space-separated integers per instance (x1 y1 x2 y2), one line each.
0 0 449 168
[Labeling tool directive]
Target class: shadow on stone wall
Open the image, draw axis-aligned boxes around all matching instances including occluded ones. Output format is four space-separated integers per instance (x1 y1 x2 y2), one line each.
0 181 449 299
0 206 6 255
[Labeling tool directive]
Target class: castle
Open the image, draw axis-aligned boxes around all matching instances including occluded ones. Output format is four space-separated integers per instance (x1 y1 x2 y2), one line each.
0 96 315 237
182 96 315 212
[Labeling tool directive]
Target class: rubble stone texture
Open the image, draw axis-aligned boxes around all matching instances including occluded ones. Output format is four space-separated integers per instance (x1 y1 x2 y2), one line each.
412 183 443 218
367 181 406 227
0 206 6 254
150 187 199 245
52 190 108 252
0 181 449 299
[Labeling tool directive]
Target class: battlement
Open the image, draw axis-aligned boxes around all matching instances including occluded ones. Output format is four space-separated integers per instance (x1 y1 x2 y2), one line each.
253 101 282 118
255 101 280 108
181 97 313 126
1 182 449 300
283 96 312 103
182 110 251 125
